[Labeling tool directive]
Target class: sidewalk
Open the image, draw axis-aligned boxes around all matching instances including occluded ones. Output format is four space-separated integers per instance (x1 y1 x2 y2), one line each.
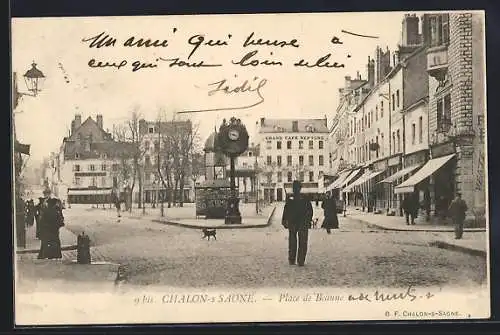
346 208 485 232
16 224 78 255
346 208 487 256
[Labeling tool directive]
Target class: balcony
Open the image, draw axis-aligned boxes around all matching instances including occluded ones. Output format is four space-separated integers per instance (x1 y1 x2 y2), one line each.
427 45 448 82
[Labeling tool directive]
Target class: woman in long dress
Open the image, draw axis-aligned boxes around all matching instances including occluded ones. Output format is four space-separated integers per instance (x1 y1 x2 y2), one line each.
38 196 65 259
321 193 339 234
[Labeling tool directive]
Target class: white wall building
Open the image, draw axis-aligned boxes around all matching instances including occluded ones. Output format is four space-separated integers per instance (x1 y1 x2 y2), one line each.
256 117 329 201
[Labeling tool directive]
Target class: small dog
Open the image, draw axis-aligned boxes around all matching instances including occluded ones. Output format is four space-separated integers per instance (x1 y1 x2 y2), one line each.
202 228 217 241
311 218 319 229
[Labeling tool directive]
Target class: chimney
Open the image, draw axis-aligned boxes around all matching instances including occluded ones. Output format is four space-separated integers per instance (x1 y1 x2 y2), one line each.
96 114 103 129
344 75 351 88
402 13 420 46
74 114 82 130
260 117 265 126
367 56 375 87
357 71 361 80
292 120 299 132
71 120 76 135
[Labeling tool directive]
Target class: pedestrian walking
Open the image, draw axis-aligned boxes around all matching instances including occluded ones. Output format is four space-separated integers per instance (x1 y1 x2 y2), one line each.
321 192 339 234
25 199 35 228
448 192 468 239
282 180 313 267
34 197 44 239
37 188 64 259
402 194 418 225
111 189 122 218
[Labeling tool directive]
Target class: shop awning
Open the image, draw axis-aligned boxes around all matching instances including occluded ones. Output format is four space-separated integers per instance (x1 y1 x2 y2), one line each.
378 164 422 184
325 169 352 192
339 169 361 188
394 154 456 194
67 188 113 196
343 170 385 192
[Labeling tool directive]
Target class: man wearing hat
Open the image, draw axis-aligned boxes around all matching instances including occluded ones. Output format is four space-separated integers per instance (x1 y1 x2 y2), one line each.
37 187 64 259
281 180 313 266
448 192 468 239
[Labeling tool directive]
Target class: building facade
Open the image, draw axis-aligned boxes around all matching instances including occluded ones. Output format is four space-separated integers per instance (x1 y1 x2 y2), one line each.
58 114 134 204
256 117 329 201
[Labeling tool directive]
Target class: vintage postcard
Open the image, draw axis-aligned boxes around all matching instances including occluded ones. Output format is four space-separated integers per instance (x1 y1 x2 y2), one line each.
12 10 489 325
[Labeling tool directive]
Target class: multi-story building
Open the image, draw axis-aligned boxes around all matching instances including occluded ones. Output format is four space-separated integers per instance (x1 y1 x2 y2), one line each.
256 117 329 201
138 118 195 204
58 114 134 204
395 12 486 226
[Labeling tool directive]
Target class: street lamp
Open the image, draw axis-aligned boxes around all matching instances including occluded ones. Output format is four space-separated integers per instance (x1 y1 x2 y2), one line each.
13 62 46 249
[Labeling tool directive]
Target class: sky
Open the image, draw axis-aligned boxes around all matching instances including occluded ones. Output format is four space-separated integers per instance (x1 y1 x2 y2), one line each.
12 11 410 165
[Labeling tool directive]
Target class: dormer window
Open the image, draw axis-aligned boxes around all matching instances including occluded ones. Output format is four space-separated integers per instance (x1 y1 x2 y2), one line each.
305 124 315 133
148 127 155 134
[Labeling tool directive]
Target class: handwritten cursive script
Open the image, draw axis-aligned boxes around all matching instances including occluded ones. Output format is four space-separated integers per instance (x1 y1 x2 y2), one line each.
179 76 267 114
347 286 425 303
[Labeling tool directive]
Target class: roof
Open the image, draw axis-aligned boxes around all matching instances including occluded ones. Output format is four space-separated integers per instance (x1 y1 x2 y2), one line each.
67 116 112 142
63 140 135 160
258 118 329 133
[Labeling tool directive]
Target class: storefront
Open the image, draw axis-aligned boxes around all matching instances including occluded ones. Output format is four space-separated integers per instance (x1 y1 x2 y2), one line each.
67 187 113 204
343 167 385 212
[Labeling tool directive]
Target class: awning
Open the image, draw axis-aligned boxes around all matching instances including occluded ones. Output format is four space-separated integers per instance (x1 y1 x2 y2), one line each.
68 189 113 196
325 169 352 192
339 169 361 188
394 153 456 194
378 164 422 184
343 170 385 192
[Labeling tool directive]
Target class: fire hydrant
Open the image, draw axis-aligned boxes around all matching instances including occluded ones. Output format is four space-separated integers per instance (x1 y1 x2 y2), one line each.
77 232 91 264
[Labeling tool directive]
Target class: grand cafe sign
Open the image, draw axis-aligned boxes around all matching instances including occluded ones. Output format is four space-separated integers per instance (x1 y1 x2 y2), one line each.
264 135 326 141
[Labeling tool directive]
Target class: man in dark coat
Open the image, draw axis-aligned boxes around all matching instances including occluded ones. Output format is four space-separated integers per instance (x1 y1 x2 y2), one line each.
111 189 122 218
321 193 339 234
282 180 313 266
34 197 45 239
25 199 35 228
402 194 418 225
37 189 65 259
448 192 468 239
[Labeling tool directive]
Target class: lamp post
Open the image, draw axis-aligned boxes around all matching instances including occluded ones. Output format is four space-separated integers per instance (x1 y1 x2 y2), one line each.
13 62 46 249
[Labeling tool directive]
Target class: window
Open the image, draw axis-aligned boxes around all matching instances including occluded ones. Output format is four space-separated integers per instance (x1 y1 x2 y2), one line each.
412 123 416 145
371 111 374 126
287 141 292 149
376 136 379 159
429 14 450 47
112 163 118 171
266 156 272 165
73 164 80 172
392 94 395 111
396 90 400 108
91 177 97 187
299 155 304 166
419 116 423 143
267 173 272 184
287 171 293 182
397 130 401 152
287 155 292 166
308 140 313 150
319 155 324 166
299 141 304 149
266 140 272 150
309 171 314 182
277 141 282 149
392 132 396 154
89 164 95 171
101 164 107 171
277 172 282 182
437 94 452 132
308 155 314 166
319 140 324 149
75 177 81 185
148 127 154 134
299 171 304 182
381 133 384 156
375 106 379 121
277 155 282 166
380 101 384 118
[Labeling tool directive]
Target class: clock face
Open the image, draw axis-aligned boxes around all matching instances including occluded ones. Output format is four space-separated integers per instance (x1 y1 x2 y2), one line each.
228 129 240 141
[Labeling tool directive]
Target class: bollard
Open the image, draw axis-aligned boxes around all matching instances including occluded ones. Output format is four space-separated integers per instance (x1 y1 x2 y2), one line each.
77 232 91 264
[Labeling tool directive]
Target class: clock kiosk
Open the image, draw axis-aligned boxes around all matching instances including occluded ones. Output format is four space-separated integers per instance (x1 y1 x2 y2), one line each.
216 117 249 224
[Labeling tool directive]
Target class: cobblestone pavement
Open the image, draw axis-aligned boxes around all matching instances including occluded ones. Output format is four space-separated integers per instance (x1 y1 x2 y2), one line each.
17 204 487 289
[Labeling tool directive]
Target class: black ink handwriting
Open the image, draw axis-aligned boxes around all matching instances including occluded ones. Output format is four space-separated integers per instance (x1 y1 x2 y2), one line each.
231 50 283 67
374 286 418 302
243 32 300 48
294 54 345 69
158 57 222 68
341 30 379 39
131 60 158 72
88 58 127 70
331 36 343 44
348 292 372 302
82 32 117 48
123 36 169 48
187 34 231 59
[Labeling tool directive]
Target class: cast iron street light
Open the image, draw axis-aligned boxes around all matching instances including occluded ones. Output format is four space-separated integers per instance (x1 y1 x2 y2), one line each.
13 62 46 249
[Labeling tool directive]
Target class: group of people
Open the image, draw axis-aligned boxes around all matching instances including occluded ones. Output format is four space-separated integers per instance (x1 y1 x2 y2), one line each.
24 188 65 259
282 180 470 267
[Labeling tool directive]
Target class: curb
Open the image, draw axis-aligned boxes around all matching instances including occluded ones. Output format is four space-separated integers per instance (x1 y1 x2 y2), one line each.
16 244 78 255
347 215 486 233
428 241 487 258
152 205 277 230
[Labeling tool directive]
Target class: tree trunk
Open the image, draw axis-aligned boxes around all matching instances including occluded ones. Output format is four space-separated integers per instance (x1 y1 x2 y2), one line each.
174 177 179 207
179 174 185 207
138 168 143 209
